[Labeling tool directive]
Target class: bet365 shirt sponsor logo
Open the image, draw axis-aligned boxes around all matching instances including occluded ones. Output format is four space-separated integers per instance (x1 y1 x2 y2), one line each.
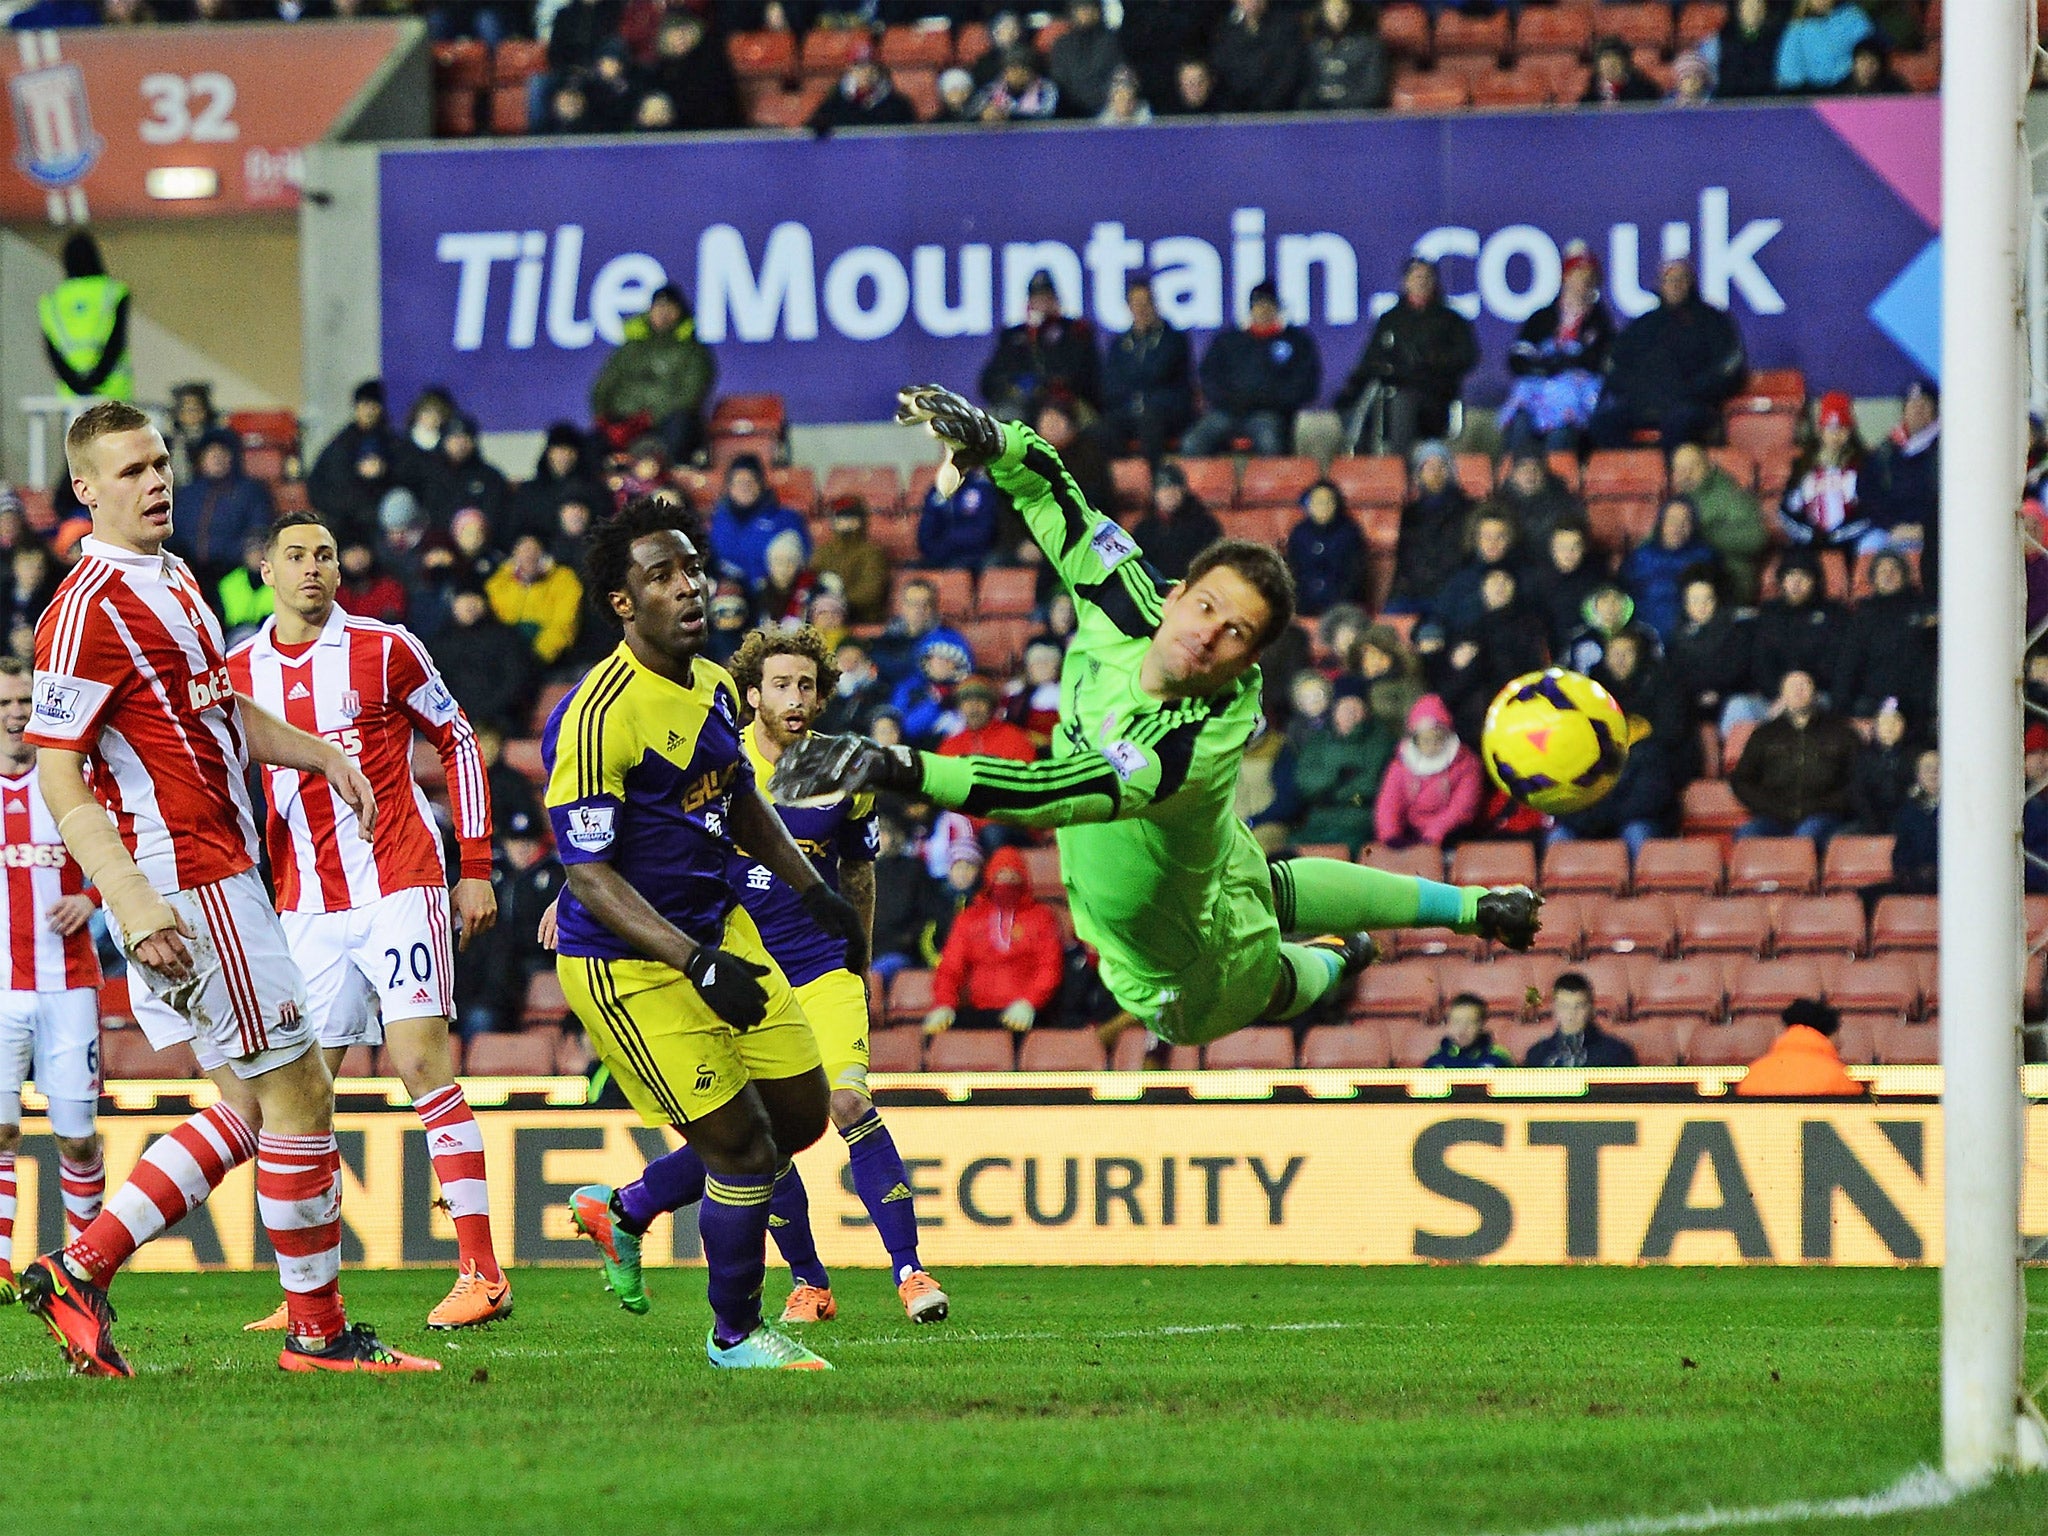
0 842 71 869
186 664 236 714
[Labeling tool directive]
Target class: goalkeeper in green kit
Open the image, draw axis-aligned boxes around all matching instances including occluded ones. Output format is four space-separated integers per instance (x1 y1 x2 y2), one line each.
771 386 1540 1047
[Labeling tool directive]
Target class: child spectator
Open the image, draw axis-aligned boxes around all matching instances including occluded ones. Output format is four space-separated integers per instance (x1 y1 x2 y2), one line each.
1183 280 1321 457
512 422 605 545
1848 698 1920 834
919 466 1006 572
1336 258 1478 459
971 46 1064 124
1522 523 1603 655
1387 440 1474 616
1750 550 1841 699
892 637 972 748
924 846 1065 1036
1358 623 1424 738
1669 443 1768 603
1289 677 1395 852
1841 37 1909 94
1424 994 1513 1068
1833 551 1935 720
1668 576 1766 735
811 497 892 623
1582 36 1660 103
1781 392 1870 552
1496 450 1588 559
1131 462 1222 582
1096 63 1152 124
1550 630 1685 858
1433 508 1520 641
1562 584 1642 677
1374 694 1483 849
1623 496 1721 643
1730 669 1860 846
1285 479 1366 618
487 534 583 668
711 453 807 589
1500 243 1613 454
1524 973 1637 1067
1887 746 1940 895
1002 641 1066 749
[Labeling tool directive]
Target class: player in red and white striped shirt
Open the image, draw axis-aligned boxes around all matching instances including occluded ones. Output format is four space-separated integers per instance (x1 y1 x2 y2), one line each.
19 403 434 1376
0 656 105 1304
228 511 508 1330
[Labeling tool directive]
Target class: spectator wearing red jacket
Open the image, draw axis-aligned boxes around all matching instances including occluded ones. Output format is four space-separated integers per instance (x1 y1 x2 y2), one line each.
923 846 1065 1036
1374 693 1484 849
939 676 1039 834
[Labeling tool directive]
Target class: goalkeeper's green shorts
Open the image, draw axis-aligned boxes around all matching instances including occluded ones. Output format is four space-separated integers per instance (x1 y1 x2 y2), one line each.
1090 821 1284 1046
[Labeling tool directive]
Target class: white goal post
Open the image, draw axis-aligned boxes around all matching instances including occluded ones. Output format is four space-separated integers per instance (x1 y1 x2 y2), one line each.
1941 0 2044 1483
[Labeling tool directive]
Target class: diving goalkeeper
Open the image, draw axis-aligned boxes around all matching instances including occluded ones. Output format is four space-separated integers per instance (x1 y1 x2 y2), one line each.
771 386 1540 1046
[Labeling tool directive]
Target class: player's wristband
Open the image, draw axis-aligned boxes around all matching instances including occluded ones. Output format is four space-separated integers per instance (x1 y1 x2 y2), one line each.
457 837 495 883
56 802 178 947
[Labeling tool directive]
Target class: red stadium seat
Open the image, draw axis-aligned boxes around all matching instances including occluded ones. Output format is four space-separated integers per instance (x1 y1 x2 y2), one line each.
1172 456 1237 509
1541 839 1630 895
1018 1032 1108 1072
1728 957 1827 1015
1392 73 1472 112
710 394 787 438
1582 448 1666 499
1826 958 1919 1019
228 409 298 450
1634 957 1726 1018
1772 895 1867 957
1876 1019 1940 1065
1708 445 1756 490
1676 4 1729 47
1470 66 1553 108
1220 507 1296 546
977 566 1037 618
335 1045 375 1078
1450 840 1538 891
1726 837 1817 895
1378 3 1432 60
1438 959 1544 1023
1821 834 1894 893
1388 1020 1450 1068
1110 457 1153 512
1360 843 1446 882
523 970 568 1027
1686 1016 1779 1068
765 466 816 515
1453 452 1494 500
1435 9 1508 55
1513 7 1593 57
551 1031 591 1075
492 37 548 83
434 87 479 137
1680 781 1746 836
489 82 532 134
886 969 935 1024
892 567 972 621
1586 497 1658 554
1498 1019 1556 1064
822 464 902 516
1111 1032 1199 1071
1832 1014 1882 1065
925 1032 1016 1073
867 1026 923 1074
1726 411 1797 457
727 30 796 78
799 28 864 76
961 617 1033 672
1389 926 1486 960
1326 455 1407 510
1238 456 1321 508
1611 1017 1686 1067
879 23 952 69
1634 838 1724 895
954 21 992 67
1526 894 1585 957
1018 845 1062 895
1680 896 1773 957
98 974 133 1024
1598 3 1676 53
433 38 491 91
1583 896 1678 957
1298 1022 1391 1069
465 1030 560 1077
1204 1027 1296 1070
1348 960 1442 1019
1870 896 1939 953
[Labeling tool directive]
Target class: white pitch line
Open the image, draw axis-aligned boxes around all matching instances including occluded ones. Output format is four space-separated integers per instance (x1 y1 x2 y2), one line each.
1485 1467 1966 1536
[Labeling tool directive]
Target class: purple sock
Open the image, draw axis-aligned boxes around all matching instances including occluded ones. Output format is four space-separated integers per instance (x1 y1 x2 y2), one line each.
768 1161 830 1291
842 1109 921 1280
700 1172 774 1347
617 1144 706 1232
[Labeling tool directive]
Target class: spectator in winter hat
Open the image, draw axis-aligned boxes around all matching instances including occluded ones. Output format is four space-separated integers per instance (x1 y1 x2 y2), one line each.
872 575 974 686
1336 257 1479 458
925 846 1064 1036
1374 693 1483 849
1498 243 1612 455
1751 548 1842 697
892 637 973 748
1671 49 1715 103
711 453 807 589
1582 36 1660 103
1131 461 1222 582
1097 64 1152 124
588 281 715 461
1386 440 1474 616
980 268 1100 420
1861 378 1939 550
812 497 892 623
1781 390 1871 552
1183 279 1322 457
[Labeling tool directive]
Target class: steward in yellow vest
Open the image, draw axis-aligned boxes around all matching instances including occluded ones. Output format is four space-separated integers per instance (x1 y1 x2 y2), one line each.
39 232 132 401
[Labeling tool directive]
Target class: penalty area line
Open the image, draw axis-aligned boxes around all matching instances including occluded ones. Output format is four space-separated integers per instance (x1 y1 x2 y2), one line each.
1487 1467 1966 1536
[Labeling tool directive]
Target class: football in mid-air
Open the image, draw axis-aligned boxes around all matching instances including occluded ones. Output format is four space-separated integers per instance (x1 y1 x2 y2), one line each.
1479 668 1630 815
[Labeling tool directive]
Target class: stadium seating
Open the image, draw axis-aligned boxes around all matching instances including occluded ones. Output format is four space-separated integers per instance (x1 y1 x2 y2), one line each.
1526 894 1585 956
1541 839 1629 896
1684 1016 1778 1068
465 1031 560 1077
1018 1031 1108 1072
1772 895 1866 957
1634 838 1723 895
1350 961 1443 1019
1204 1027 1297 1070
1821 834 1895 892
524 971 569 1027
100 1026 202 1080
1726 838 1818 895
925 1031 1016 1072
1450 841 1537 891
1870 896 1939 953
868 1026 923 1074
1584 897 1679 957
1728 957 1828 1015
1679 896 1772 957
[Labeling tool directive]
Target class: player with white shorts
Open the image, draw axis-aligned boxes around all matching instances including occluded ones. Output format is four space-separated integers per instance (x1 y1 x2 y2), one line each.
20 402 435 1376
0 657 105 1304
228 510 507 1331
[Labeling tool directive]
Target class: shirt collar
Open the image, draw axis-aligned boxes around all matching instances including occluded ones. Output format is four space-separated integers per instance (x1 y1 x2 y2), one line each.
253 602 349 660
79 535 173 582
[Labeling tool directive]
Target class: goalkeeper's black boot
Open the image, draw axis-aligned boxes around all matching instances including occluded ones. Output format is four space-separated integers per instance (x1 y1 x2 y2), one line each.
1300 932 1380 983
1473 886 1543 952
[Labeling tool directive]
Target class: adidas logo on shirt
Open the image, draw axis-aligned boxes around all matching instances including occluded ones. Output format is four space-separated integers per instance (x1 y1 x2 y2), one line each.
431 1132 464 1153
667 729 687 752
410 987 432 1004
882 1182 913 1203
288 681 311 700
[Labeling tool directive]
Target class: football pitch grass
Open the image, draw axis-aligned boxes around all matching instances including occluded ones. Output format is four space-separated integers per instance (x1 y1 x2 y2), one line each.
1 1266 2043 1535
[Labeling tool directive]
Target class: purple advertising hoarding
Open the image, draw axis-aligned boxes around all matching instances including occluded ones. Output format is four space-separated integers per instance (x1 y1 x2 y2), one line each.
378 99 1939 432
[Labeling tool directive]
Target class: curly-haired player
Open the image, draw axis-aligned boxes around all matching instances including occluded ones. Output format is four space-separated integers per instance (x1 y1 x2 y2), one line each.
572 624 947 1328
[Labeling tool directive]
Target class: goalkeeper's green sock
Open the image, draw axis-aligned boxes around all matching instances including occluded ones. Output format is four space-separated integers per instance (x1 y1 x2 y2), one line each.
1270 857 1481 936
1269 942 1345 1022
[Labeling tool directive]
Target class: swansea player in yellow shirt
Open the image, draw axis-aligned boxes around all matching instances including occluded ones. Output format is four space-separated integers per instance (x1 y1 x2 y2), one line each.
572 625 947 1327
542 498 866 1370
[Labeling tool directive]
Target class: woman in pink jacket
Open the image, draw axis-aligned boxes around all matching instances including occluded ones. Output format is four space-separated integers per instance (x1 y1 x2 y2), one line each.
1374 693 1484 848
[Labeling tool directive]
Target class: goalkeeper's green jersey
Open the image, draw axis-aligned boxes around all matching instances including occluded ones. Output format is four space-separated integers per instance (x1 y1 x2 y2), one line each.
917 425 1280 1037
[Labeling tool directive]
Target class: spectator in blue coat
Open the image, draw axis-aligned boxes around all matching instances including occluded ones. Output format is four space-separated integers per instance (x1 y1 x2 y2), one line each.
1776 0 1875 92
890 637 973 749
870 576 975 687
1623 496 1721 643
1285 479 1366 618
1098 277 1193 463
1181 280 1322 457
918 466 1005 572
710 453 806 589
1431 508 1519 641
171 427 276 599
